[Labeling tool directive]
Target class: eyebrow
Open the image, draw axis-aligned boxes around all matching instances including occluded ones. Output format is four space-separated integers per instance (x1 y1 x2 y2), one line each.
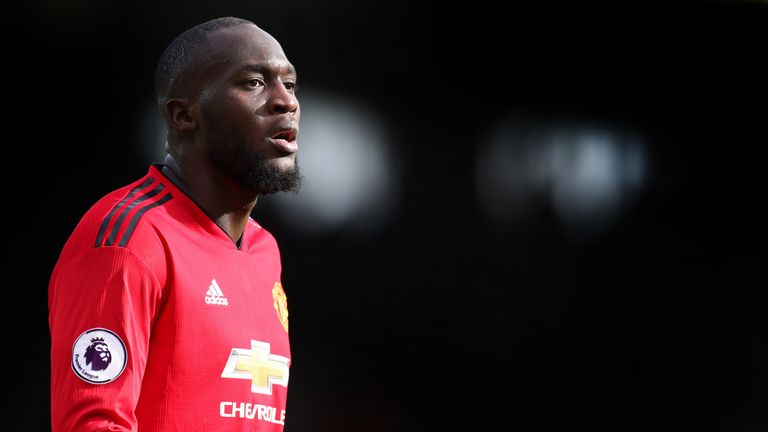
238 62 297 76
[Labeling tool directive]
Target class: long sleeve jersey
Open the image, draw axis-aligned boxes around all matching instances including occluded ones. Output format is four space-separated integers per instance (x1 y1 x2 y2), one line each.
49 165 291 431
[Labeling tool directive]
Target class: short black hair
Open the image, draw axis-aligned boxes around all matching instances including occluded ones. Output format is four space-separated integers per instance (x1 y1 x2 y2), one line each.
154 16 253 107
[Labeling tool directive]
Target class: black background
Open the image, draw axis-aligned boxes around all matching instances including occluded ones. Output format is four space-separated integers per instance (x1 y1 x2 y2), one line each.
2 0 766 431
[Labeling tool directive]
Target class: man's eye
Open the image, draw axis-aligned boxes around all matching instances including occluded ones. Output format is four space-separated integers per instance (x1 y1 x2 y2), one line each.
245 79 264 88
284 81 298 92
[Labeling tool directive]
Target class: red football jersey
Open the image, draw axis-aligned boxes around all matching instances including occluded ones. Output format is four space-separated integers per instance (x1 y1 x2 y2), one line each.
49 165 291 431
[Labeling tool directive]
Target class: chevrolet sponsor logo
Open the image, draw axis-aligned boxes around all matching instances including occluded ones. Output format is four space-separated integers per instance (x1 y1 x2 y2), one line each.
221 340 290 395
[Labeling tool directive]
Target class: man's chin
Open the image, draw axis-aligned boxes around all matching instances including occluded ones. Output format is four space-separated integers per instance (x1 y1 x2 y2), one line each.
247 163 303 195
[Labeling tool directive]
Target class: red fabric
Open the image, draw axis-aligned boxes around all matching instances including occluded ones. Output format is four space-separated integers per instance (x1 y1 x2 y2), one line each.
49 165 291 431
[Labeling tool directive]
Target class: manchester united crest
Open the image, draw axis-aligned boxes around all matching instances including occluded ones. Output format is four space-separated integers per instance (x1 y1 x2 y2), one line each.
272 282 289 332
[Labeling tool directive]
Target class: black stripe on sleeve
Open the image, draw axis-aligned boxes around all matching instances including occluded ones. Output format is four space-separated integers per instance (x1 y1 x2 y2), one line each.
94 177 156 247
117 193 173 247
104 183 166 247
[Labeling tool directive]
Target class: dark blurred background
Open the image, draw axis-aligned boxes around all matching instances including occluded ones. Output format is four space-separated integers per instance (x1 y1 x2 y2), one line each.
2 0 766 430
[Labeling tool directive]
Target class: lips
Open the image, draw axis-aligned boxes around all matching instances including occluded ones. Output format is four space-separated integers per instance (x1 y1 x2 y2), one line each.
270 127 297 142
268 124 299 154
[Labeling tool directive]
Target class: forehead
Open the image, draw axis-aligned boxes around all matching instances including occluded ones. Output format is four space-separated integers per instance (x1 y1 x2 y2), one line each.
205 24 292 72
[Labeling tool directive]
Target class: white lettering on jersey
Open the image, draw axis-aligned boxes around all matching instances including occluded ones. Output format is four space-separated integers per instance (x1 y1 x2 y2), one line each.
219 401 286 425
205 279 229 305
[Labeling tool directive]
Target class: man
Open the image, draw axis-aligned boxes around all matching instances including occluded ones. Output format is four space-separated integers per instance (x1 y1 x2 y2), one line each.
48 16 301 431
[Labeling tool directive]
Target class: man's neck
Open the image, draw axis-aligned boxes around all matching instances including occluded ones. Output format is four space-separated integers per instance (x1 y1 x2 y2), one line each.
161 154 258 245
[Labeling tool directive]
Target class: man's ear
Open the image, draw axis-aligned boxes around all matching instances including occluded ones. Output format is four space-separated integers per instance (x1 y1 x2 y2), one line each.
165 98 197 131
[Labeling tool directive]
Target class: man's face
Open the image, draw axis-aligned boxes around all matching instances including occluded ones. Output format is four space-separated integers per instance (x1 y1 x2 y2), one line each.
197 24 302 194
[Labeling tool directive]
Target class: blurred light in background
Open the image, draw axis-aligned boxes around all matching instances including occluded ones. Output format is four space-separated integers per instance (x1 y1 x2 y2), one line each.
475 118 648 238
264 90 399 236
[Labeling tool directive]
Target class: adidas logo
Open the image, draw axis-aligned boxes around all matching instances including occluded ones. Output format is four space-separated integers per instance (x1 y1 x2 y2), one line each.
205 279 229 306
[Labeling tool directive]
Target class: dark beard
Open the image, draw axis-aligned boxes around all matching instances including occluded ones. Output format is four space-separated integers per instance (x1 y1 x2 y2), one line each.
243 154 303 195
203 111 303 194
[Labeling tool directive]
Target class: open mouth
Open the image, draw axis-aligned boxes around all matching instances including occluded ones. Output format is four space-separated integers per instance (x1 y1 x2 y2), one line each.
271 128 297 142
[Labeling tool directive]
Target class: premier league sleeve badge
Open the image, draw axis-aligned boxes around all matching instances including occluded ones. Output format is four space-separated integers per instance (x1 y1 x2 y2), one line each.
71 328 128 384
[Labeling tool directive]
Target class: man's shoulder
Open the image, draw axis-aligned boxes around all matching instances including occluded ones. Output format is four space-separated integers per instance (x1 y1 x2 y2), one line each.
245 218 284 258
57 169 173 259
93 173 175 248
52 170 177 287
